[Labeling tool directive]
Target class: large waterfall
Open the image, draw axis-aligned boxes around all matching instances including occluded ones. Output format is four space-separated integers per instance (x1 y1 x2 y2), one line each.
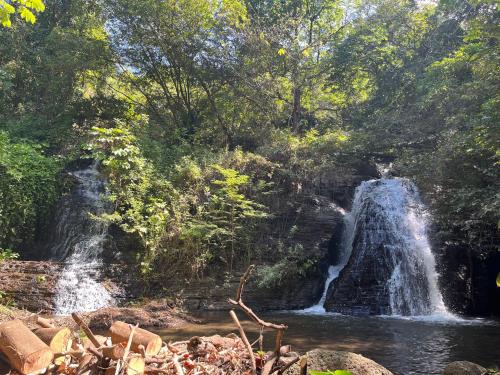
51 161 115 315
316 177 450 316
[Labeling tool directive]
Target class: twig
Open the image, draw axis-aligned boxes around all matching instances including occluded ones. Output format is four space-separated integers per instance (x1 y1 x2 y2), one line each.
276 356 300 375
261 356 277 375
87 347 103 359
229 310 256 374
235 265 255 301
115 324 137 375
71 313 101 348
172 354 184 375
299 356 307 375
274 329 284 359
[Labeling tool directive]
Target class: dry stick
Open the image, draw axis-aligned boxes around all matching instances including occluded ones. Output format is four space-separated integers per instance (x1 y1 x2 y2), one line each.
299 356 307 375
261 357 277 375
259 326 264 353
172 354 184 375
115 324 137 375
229 310 256 375
276 356 300 375
87 347 104 359
274 329 284 356
137 345 146 358
71 313 102 348
228 265 288 368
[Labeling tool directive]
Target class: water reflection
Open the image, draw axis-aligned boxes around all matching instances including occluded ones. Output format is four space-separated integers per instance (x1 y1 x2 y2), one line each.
156 312 500 375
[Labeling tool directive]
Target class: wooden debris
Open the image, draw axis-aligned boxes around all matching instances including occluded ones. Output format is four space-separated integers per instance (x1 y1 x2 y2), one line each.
36 317 56 329
126 356 145 375
0 266 298 375
0 319 54 374
33 327 72 353
101 344 126 361
109 322 162 356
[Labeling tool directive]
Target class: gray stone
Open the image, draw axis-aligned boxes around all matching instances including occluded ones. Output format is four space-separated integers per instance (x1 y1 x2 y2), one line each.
283 349 393 375
442 361 487 375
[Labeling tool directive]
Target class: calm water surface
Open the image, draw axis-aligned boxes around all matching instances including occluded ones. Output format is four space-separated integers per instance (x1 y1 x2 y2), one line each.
156 311 500 375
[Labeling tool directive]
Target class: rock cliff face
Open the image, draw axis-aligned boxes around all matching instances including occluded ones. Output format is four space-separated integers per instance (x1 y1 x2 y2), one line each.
0 261 137 313
155 162 380 311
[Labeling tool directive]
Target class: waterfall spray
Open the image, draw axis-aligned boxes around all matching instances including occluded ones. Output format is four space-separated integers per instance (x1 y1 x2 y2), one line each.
51 161 114 315
308 177 451 317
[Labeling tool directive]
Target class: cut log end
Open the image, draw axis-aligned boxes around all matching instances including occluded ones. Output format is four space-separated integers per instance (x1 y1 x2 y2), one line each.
0 320 54 374
127 357 145 375
33 327 72 353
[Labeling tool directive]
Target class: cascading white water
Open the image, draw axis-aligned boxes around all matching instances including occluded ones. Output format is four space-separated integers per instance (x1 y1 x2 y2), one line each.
308 177 451 317
300 205 355 314
52 161 114 315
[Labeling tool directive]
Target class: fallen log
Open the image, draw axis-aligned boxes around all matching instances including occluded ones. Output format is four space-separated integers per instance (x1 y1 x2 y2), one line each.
33 327 72 353
0 320 54 374
36 317 55 329
109 322 162 356
101 344 126 361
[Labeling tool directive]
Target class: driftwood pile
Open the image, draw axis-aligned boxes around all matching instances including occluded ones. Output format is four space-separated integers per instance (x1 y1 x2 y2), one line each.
0 266 303 375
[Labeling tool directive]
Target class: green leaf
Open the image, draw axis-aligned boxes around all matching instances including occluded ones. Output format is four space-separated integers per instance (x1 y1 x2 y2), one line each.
496 273 500 288
19 7 36 24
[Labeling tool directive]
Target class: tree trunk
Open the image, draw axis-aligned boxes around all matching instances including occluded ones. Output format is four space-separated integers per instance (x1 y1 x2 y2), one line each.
0 320 54 374
108 322 162 356
291 86 301 133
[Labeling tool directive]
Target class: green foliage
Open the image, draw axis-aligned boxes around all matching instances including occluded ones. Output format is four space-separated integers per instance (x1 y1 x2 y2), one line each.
0 0 45 27
0 0 498 298
87 123 178 273
0 290 16 308
309 371 353 375
257 244 317 288
0 132 61 251
0 248 19 261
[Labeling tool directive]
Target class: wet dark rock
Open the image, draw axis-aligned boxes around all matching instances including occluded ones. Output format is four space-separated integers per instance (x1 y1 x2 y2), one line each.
442 361 487 375
435 239 500 316
177 273 325 311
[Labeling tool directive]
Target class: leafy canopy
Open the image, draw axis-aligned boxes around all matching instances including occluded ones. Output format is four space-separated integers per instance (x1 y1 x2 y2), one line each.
0 0 45 27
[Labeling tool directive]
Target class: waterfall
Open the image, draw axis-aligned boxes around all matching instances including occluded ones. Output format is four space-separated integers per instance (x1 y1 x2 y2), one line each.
51 161 115 315
317 177 450 316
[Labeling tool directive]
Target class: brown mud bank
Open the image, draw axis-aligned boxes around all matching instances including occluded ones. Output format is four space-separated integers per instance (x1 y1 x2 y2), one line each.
0 299 194 331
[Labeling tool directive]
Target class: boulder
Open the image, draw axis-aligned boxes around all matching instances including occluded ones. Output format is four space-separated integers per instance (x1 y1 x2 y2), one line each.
442 361 487 375
283 349 393 375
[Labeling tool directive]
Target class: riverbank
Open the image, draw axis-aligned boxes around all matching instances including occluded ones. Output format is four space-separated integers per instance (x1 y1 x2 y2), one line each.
0 299 194 331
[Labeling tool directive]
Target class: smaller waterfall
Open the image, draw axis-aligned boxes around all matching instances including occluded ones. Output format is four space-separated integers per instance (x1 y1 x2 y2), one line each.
301 265 345 314
52 161 115 315
301 206 355 313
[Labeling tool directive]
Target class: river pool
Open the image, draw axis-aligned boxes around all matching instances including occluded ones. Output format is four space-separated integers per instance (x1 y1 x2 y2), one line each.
156 311 500 375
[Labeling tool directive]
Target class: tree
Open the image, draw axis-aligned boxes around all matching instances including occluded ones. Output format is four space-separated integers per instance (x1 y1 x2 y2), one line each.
1 0 45 27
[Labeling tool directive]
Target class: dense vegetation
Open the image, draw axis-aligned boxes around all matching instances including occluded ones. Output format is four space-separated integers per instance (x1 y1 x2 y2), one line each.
0 0 498 304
